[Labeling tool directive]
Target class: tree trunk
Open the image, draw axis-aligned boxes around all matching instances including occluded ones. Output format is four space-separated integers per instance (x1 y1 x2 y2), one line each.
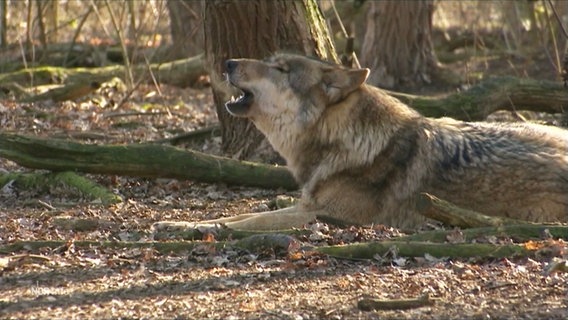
167 0 203 59
203 0 337 162
361 0 438 89
1 0 8 48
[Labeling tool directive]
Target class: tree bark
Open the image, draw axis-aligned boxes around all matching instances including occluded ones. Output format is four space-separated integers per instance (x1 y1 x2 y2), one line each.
203 0 337 161
167 0 203 59
360 0 439 89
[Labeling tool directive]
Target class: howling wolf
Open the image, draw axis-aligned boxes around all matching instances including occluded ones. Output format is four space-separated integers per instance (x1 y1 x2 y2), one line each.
155 53 568 231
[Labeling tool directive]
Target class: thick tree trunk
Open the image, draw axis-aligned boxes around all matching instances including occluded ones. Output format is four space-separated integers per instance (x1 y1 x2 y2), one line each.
203 0 337 162
166 0 203 59
361 1 438 89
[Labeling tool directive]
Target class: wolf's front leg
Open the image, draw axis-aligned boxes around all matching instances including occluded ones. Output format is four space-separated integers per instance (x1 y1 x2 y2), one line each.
152 206 320 232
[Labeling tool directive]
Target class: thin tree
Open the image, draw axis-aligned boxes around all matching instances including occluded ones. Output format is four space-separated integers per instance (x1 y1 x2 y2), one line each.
0 0 6 48
203 0 337 161
167 0 203 59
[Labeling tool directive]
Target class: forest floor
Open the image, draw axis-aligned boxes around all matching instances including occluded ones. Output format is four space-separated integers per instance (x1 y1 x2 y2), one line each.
1 47 568 319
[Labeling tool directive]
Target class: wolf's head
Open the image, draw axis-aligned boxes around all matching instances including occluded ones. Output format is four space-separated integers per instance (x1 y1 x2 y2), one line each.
224 54 369 129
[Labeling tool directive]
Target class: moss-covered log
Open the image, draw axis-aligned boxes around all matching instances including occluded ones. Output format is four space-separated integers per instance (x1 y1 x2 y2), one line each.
416 193 523 228
387 76 567 120
316 240 532 259
358 294 437 311
399 224 568 242
0 132 298 190
0 238 540 260
0 54 205 88
20 81 101 102
0 171 121 204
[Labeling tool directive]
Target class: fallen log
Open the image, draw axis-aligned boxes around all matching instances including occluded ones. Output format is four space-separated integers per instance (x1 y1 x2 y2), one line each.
358 294 437 311
386 76 568 120
0 171 121 204
316 240 533 259
416 193 523 228
0 54 205 89
0 238 544 260
0 132 298 190
399 224 568 243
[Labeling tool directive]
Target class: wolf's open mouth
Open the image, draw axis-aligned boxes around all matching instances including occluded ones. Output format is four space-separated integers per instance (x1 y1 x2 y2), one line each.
225 89 254 116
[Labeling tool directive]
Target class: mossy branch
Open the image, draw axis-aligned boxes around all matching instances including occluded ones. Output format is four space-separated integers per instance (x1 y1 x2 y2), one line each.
0 132 298 190
387 76 567 120
0 171 121 204
416 193 524 228
0 54 205 89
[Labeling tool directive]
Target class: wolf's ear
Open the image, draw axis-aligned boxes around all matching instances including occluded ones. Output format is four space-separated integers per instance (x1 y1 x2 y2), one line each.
322 68 370 104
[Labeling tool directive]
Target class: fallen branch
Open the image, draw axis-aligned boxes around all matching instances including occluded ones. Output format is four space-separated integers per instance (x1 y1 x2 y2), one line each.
387 76 567 120
0 237 542 260
21 81 101 102
315 240 532 259
0 54 205 89
416 193 523 228
358 293 437 311
0 132 297 190
399 224 568 242
0 171 121 204
0 254 52 273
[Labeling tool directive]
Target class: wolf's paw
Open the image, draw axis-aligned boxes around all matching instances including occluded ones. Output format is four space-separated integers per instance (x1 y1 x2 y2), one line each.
152 221 227 233
151 221 197 232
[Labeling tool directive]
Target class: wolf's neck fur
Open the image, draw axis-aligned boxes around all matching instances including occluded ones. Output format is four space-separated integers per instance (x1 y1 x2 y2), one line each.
260 85 422 189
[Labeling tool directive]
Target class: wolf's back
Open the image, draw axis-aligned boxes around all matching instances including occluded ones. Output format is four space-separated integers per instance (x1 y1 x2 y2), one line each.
424 118 568 222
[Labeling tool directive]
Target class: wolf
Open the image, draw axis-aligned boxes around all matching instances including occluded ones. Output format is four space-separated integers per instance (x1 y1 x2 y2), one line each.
154 53 568 231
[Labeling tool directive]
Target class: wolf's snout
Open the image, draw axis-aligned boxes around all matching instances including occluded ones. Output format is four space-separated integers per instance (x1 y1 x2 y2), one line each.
225 60 238 73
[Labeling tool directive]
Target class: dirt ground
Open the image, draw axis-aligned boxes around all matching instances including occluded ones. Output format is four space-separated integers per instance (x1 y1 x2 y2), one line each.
1 23 568 320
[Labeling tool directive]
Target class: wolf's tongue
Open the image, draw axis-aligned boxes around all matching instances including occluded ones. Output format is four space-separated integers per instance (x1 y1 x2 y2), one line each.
225 90 254 117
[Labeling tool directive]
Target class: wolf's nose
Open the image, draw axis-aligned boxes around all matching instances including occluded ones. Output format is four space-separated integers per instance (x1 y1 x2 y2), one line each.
225 60 238 73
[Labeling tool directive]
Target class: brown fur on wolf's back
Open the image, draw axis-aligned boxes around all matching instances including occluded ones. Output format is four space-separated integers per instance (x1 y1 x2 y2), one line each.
171 53 568 231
